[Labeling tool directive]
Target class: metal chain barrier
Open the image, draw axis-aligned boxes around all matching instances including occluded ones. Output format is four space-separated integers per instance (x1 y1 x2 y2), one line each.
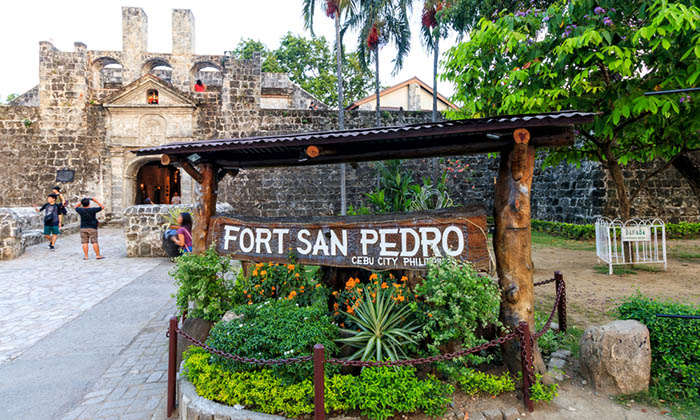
175 327 312 365
533 279 565 339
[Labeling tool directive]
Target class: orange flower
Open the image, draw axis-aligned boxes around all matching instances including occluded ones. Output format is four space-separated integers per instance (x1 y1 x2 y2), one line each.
428 313 433 317
252 270 258 276
333 302 339 310
369 273 378 281
248 301 253 305
400 276 408 282
389 273 395 279
259 291 264 295
294 273 300 278
393 283 400 288
397 295 405 302
381 282 388 289
271 286 276 291
332 290 339 297
288 290 297 299
340 322 345 327
243 290 248 294
268 262 273 266
371 292 377 298
315 283 321 288
260 270 267 276
287 264 295 271
255 263 264 269
254 284 260 289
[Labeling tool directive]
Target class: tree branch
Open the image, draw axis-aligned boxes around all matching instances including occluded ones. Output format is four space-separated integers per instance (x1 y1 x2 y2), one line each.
614 111 651 135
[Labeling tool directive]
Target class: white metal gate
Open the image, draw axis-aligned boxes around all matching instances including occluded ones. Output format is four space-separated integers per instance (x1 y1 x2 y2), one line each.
595 217 667 275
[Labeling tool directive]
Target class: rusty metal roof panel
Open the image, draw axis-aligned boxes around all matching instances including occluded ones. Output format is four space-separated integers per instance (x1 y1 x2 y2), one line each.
135 111 596 156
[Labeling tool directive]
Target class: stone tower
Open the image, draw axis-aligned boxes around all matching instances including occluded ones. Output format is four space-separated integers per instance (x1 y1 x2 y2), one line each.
121 7 148 85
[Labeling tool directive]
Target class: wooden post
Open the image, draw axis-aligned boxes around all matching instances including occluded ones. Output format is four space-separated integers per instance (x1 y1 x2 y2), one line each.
192 163 218 254
313 344 326 420
493 129 546 374
167 316 178 417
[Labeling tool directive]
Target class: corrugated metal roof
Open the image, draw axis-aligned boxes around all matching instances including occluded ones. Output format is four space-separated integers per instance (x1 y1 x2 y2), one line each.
135 111 596 156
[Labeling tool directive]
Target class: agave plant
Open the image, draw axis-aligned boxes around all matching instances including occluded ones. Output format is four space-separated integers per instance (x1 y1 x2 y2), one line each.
160 206 194 230
337 281 419 361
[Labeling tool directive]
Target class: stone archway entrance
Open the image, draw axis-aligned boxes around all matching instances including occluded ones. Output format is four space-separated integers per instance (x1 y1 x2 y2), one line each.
135 162 180 204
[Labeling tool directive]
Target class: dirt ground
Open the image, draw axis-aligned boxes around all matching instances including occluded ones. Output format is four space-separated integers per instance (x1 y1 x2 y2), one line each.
532 237 700 327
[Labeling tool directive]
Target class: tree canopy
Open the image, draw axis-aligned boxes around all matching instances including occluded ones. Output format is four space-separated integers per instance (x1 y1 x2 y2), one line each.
231 34 374 108
442 0 700 217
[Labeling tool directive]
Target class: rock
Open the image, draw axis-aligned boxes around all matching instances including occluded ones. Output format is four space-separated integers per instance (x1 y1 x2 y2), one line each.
501 407 520 420
548 357 566 370
177 316 215 368
547 368 564 382
220 310 242 322
482 409 503 420
551 349 571 359
579 320 651 395
550 322 559 331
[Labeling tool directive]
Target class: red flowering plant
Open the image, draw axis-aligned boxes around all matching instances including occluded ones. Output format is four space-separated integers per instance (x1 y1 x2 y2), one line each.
233 261 329 307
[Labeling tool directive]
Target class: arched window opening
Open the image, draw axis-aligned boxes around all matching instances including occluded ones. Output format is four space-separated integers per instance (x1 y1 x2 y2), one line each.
93 57 123 89
191 62 223 91
143 59 173 83
147 89 159 105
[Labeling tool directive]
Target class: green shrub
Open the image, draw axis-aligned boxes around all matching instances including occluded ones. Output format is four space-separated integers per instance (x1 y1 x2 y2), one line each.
530 374 558 402
343 366 454 420
337 276 419 361
455 368 515 396
184 347 453 419
618 294 700 401
233 261 328 307
171 248 236 321
530 219 700 240
206 299 338 383
411 258 501 365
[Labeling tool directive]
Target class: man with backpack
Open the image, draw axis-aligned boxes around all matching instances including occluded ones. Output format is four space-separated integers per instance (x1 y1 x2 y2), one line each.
34 193 63 250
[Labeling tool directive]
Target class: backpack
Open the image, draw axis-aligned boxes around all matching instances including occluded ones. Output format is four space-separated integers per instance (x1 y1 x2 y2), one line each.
44 206 57 225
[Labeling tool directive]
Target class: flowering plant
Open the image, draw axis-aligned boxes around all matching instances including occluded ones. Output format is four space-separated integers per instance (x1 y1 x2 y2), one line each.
336 273 420 361
233 261 328 307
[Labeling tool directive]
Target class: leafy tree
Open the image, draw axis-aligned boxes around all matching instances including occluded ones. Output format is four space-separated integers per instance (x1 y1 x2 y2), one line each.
1 93 18 105
231 35 374 108
442 0 700 218
345 0 412 126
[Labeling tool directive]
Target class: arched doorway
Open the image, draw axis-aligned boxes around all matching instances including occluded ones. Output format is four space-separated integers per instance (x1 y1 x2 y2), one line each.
135 162 180 204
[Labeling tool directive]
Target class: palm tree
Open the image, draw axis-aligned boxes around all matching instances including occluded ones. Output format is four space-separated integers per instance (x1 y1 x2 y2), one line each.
302 0 357 215
420 0 447 185
345 0 412 127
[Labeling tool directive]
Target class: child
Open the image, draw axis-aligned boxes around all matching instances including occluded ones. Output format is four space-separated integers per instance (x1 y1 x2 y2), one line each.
75 197 105 260
52 186 68 227
34 193 62 250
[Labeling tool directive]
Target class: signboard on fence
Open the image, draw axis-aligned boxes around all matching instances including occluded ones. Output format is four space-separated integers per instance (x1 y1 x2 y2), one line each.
621 226 652 242
209 205 489 270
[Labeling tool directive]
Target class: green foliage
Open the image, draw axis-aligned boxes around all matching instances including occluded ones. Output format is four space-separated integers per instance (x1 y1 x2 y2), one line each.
343 366 454 420
530 374 559 402
185 347 453 419
535 311 584 357
531 219 595 240
531 219 700 240
618 294 700 401
411 258 501 364
232 261 328 307
360 160 454 214
171 248 236 321
184 347 315 417
337 276 419 361
206 299 338 383
442 0 700 216
455 367 515 396
230 34 374 107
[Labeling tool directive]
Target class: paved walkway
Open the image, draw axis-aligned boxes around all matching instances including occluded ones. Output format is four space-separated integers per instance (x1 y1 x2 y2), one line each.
0 229 176 420
0 228 162 364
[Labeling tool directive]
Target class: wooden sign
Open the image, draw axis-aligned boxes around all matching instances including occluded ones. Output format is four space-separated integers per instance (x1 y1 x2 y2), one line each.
209 205 489 271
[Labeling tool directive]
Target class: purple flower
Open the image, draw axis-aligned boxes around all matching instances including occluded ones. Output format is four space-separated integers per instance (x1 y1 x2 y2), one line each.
611 8 616 13
515 10 526 17
680 96 686 103
603 17 612 26
621 35 627 40
584 14 589 19
543 15 550 21
594 6 605 15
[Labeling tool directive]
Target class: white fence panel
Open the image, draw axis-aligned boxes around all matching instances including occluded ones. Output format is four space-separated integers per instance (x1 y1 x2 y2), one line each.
595 218 667 275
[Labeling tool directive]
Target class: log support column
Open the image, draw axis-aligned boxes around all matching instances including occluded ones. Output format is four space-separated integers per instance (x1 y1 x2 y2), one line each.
192 163 226 254
493 129 546 374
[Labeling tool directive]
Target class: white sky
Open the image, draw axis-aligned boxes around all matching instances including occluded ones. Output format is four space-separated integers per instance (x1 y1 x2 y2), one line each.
0 0 458 101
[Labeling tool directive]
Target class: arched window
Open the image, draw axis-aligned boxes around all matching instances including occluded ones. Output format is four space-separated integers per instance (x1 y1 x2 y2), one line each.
142 58 173 83
147 89 159 105
190 61 223 91
92 57 123 89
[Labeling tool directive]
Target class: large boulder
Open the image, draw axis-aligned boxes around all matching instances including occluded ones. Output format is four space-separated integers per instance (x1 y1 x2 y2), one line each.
579 320 651 395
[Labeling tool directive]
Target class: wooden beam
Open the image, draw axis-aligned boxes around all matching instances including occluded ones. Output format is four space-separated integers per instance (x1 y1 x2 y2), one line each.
493 135 546 375
192 163 217 254
179 160 204 184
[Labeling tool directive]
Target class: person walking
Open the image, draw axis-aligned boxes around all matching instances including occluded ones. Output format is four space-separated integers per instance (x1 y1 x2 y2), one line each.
34 193 62 250
75 197 105 260
171 212 193 253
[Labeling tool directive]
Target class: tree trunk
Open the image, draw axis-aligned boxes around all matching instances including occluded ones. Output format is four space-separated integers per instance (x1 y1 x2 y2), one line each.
431 36 440 186
672 151 700 201
374 48 381 127
602 145 631 220
192 163 218 254
493 143 546 375
335 13 347 216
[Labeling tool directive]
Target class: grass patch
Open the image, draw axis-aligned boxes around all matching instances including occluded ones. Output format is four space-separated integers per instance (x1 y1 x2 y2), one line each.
531 231 596 252
593 264 638 275
615 391 700 420
674 251 700 261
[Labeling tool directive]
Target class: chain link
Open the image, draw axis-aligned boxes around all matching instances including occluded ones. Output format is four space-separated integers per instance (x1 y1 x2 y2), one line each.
533 277 556 287
533 280 565 339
